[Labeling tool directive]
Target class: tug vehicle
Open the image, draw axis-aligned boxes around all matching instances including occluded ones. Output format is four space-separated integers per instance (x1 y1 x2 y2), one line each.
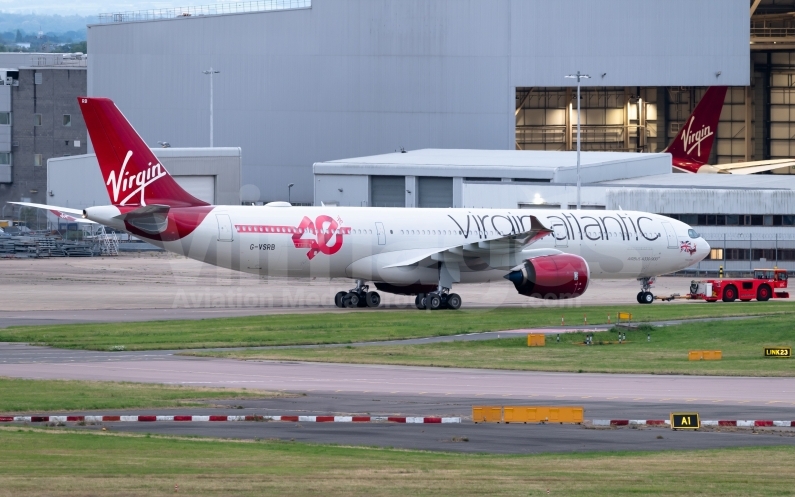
689 269 789 302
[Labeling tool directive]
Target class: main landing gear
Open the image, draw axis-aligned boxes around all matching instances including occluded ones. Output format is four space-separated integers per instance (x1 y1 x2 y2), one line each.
636 277 655 304
334 280 381 309
414 289 462 311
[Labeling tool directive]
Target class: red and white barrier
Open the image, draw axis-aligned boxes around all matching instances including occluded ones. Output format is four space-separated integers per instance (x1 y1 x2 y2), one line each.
0 415 461 424
591 419 795 427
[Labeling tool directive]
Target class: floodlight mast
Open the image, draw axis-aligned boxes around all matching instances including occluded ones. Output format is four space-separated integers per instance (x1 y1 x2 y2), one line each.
565 71 590 210
202 68 221 147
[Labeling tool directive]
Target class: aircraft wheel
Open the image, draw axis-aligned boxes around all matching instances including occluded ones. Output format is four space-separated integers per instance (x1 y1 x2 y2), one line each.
636 292 644 304
428 293 443 310
334 291 347 308
345 292 360 308
415 293 426 310
641 292 654 304
447 293 462 310
365 291 381 308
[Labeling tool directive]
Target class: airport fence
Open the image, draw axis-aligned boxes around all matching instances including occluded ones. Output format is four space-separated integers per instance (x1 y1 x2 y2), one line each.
98 0 311 23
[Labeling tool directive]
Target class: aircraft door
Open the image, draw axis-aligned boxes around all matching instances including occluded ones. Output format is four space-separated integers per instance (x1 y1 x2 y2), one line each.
375 222 386 245
216 214 233 242
661 221 677 249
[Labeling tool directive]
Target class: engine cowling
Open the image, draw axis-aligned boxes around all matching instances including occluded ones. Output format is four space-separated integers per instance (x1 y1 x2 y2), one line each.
504 254 590 299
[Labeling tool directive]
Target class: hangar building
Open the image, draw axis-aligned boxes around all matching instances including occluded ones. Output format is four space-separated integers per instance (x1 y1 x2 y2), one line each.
86 0 751 204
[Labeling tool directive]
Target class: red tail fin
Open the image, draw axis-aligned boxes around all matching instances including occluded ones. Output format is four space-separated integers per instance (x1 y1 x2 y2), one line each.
78 97 209 208
664 87 727 173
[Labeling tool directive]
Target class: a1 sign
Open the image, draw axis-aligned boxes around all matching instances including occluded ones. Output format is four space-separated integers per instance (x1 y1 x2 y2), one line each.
670 412 700 430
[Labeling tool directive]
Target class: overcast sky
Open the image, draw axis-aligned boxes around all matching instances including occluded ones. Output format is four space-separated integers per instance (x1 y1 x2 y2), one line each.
2 0 206 16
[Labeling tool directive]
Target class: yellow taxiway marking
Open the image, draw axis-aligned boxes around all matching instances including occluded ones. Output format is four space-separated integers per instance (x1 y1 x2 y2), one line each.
685 398 698 402
633 398 644 401
767 401 782 404
606 397 618 400
581 396 592 399
711 400 723 403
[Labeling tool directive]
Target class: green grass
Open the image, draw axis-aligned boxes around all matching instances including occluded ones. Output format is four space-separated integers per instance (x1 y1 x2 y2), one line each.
0 378 280 414
1 302 795 351
189 315 795 376
0 429 793 496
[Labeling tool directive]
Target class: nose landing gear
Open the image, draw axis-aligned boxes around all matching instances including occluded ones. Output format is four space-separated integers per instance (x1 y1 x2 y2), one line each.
334 280 381 309
636 277 655 304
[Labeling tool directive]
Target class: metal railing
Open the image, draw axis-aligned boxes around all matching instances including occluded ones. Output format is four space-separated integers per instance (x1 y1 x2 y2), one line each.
98 0 310 24
29 54 87 67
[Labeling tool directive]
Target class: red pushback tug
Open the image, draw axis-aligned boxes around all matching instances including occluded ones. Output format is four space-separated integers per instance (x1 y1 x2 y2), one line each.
690 269 789 302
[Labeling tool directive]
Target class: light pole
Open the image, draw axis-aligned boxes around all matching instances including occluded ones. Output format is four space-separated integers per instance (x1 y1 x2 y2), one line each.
202 68 220 147
565 71 590 210
288 183 294 204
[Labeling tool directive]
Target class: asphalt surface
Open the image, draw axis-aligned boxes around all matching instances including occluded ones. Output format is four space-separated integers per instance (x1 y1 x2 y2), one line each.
2 344 795 453
72 419 795 455
3 344 794 406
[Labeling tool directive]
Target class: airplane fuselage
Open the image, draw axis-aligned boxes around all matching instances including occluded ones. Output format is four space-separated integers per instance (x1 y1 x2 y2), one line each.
86 205 708 287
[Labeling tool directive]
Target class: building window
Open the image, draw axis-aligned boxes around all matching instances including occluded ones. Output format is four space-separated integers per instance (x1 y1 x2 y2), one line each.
0 112 10 125
33 114 42 126
63 114 71 126
708 248 724 260
0 152 9 165
74 140 80 147
33 154 42 167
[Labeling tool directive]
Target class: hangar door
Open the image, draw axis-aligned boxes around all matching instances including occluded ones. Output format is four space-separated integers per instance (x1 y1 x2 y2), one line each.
370 176 405 207
418 177 453 208
174 176 215 204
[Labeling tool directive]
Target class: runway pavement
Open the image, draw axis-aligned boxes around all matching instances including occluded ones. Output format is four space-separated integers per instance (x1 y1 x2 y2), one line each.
0 254 721 328
3 343 795 453
1 344 793 407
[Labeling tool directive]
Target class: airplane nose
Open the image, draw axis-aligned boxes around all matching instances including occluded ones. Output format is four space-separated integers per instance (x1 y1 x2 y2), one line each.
700 239 711 259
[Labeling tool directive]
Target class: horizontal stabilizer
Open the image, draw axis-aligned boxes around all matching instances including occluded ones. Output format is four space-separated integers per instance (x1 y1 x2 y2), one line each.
7 202 98 224
712 159 795 175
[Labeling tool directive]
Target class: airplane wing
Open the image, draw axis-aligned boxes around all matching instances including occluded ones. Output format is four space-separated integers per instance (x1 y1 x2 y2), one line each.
8 202 98 224
711 159 795 175
383 215 554 271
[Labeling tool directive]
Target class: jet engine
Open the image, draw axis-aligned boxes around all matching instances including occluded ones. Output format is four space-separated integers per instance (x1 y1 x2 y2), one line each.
504 254 590 299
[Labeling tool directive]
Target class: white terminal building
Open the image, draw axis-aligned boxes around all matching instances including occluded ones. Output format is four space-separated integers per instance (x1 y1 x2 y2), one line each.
33 0 795 272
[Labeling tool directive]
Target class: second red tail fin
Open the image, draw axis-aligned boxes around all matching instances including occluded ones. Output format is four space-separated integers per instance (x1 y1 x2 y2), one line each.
78 97 209 208
664 87 727 173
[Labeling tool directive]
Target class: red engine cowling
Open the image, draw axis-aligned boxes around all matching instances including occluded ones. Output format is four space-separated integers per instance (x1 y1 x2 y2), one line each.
504 254 590 299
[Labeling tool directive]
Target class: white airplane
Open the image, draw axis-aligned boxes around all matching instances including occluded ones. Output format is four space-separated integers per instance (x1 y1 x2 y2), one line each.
13 97 709 309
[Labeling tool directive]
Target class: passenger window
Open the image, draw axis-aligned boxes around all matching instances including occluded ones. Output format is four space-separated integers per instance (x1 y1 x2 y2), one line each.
742 282 753 290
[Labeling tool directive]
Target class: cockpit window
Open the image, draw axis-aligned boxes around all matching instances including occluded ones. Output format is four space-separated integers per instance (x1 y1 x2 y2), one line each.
688 229 700 239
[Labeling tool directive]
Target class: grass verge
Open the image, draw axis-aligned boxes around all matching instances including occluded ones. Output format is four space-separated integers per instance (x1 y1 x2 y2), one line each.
188 315 795 376
0 428 793 496
1 302 794 351
0 377 281 414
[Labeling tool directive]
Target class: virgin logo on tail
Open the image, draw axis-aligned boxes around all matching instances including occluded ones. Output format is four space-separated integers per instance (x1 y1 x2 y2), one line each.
681 116 714 159
105 151 168 206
